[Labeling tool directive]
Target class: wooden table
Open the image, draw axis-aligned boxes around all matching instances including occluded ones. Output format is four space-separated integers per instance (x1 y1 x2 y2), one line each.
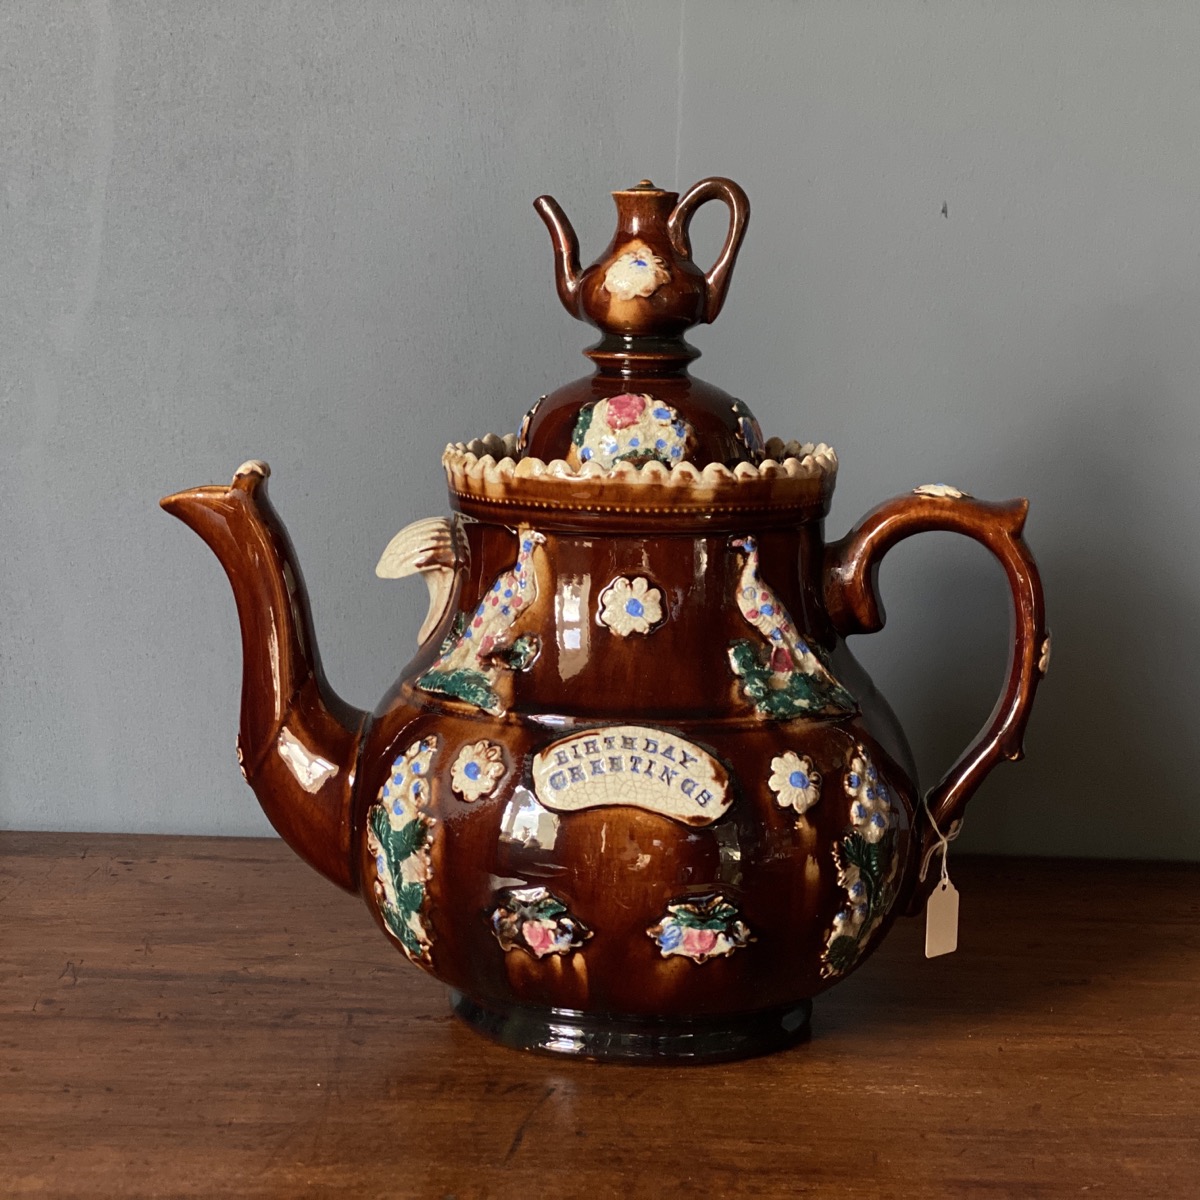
3 833 1198 1198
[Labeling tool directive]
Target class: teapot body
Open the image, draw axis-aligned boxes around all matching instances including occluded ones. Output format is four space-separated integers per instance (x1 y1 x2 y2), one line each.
354 492 921 1057
162 175 1047 1063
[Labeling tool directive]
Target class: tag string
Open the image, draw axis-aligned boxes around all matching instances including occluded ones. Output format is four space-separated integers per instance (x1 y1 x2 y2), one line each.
921 796 960 885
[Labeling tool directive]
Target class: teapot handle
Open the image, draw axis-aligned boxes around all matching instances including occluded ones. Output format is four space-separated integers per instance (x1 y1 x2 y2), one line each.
667 177 750 324
823 489 1048 912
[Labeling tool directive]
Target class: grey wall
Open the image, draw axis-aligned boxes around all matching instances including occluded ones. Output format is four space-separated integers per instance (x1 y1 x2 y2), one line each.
3 2 1198 859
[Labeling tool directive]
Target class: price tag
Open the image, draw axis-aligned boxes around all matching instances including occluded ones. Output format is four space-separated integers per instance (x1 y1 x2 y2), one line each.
924 877 960 958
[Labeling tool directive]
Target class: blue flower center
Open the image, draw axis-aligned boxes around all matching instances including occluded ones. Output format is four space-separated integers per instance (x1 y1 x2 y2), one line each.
625 597 644 617
789 770 808 789
464 761 481 781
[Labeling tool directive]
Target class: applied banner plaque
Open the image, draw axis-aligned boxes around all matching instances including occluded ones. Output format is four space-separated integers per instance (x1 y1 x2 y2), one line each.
531 725 730 826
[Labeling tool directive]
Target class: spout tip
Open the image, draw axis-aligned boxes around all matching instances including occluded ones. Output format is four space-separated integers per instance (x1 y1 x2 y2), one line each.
160 460 273 521
159 489 194 517
159 486 215 524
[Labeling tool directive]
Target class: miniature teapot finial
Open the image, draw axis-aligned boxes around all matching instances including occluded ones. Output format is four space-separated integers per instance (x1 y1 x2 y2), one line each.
534 176 750 343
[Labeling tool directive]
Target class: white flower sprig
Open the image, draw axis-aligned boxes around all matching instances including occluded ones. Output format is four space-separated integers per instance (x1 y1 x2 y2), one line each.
768 751 822 815
598 576 664 637
450 740 506 802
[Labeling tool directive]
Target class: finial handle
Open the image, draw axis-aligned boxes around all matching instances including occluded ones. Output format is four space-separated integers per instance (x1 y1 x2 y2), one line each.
667 177 750 324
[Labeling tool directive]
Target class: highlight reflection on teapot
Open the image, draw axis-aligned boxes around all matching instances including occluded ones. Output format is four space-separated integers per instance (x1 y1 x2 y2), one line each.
162 177 1047 1062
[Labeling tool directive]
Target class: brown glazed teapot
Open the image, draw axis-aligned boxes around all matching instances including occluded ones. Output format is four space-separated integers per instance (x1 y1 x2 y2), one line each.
162 178 1047 1062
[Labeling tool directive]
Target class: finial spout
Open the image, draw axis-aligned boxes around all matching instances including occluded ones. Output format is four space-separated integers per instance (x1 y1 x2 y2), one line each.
161 463 367 892
533 194 583 317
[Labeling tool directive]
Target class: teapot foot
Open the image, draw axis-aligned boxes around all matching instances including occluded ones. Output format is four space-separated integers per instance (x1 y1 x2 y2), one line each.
448 990 812 1064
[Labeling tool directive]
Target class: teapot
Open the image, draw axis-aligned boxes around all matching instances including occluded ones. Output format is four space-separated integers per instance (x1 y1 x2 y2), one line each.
162 178 1047 1062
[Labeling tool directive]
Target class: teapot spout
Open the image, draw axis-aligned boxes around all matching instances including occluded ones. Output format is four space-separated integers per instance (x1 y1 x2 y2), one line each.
161 461 366 892
533 194 583 317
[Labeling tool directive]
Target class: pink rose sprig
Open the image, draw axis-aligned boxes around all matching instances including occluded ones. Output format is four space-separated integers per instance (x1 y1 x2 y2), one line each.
647 893 753 963
603 392 647 429
491 886 592 959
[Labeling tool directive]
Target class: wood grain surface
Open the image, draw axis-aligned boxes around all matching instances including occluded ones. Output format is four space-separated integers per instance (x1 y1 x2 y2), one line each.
3 833 1198 1198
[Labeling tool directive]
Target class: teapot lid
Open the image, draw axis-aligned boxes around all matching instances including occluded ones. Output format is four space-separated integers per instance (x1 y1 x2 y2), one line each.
442 176 838 525
521 176 763 469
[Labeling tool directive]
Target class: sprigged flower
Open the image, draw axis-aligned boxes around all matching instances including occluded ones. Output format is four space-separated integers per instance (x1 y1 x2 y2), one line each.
599 576 664 637
844 747 892 844
647 893 753 963
521 920 561 957
836 860 870 925
573 394 690 468
368 737 438 964
491 886 591 959
768 751 822 815
822 745 900 978
450 740 506 802
604 392 648 429
602 242 670 301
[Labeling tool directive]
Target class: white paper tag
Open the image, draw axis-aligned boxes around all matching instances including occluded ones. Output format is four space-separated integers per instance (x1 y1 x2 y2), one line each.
924 878 960 958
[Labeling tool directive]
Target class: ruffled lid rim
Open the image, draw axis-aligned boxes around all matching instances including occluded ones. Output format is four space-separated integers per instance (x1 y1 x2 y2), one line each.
442 434 838 529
